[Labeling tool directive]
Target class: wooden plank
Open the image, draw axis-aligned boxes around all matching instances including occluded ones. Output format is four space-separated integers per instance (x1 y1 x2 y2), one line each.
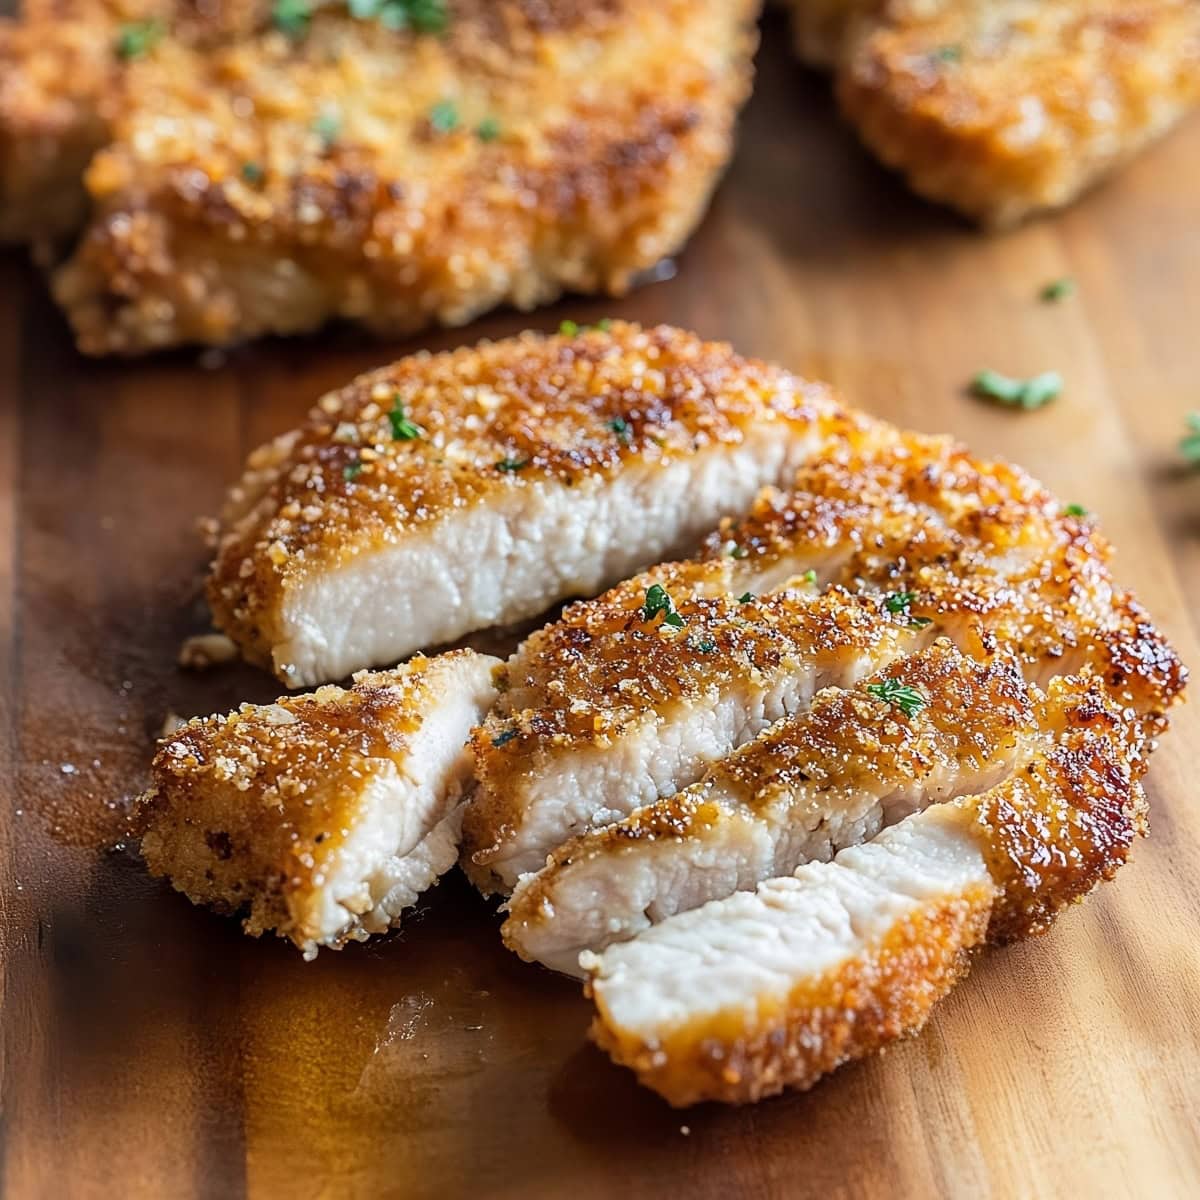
1 26 1198 1200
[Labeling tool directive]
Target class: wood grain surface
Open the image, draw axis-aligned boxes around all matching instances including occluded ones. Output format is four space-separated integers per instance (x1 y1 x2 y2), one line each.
2 23 1199 1200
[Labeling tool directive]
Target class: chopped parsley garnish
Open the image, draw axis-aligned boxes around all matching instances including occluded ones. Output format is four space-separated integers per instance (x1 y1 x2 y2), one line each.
738 592 755 604
724 542 748 560
1064 502 1088 517
388 397 423 440
1180 413 1200 465
865 679 928 718
272 0 312 37
476 117 501 142
349 0 448 32
693 639 717 654
1040 277 1075 303
343 460 363 481
800 569 817 585
429 100 459 133
641 584 685 629
971 368 1063 411
558 319 580 335
240 161 264 185
496 457 528 472
490 728 518 748
115 19 163 59
595 318 613 331
607 417 631 446
312 107 342 149
559 318 613 335
884 591 919 614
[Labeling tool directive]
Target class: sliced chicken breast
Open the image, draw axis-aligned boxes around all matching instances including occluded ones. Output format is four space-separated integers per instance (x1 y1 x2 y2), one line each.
463 580 925 894
584 673 1149 1106
208 323 848 686
703 423 1187 731
503 641 1032 975
137 648 500 957
836 0 1200 228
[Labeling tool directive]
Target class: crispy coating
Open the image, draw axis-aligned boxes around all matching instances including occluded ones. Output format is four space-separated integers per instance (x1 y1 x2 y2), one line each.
50 0 759 354
703 423 1188 732
586 673 1150 1106
136 649 495 952
207 321 844 678
0 1 268 242
835 0 1200 227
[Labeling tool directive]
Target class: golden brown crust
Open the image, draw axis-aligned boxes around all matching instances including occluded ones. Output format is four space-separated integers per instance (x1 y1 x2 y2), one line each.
586 671 1149 1106
136 650 485 946
836 0 1200 227
588 886 994 1106
206 322 842 673
502 640 1031 957
703 423 1188 730
0 0 270 242
51 0 760 353
464 583 918 878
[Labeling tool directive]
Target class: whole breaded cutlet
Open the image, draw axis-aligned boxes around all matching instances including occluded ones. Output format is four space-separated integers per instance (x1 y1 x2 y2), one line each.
787 0 1200 227
50 0 760 354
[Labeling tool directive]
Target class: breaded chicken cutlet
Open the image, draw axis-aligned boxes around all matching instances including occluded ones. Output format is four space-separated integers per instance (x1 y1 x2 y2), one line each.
137 650 500 956
0 0 267 243
207 322 848 687
50 0 760 354
584 670 1150 1105
787 0 1200 227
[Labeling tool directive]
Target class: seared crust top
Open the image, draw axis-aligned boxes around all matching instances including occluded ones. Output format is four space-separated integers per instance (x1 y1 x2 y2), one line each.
208 322 838 656
704 425 1188 724
137 650 483 904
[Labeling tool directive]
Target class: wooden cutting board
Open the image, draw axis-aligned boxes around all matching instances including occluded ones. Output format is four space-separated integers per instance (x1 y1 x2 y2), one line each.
2 24 1198 1200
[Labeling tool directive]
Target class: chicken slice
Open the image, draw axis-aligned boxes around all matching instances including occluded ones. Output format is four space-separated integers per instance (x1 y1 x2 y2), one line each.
208 322 849 687
703 423 1187 731
583 672 1148 1106
463 581 925 894
503 641 1032 975
136 648 500 957
835 0 1200 228
50 0 759 354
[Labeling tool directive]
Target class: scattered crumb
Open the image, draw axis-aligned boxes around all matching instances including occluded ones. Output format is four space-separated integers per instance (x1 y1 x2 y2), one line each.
680 1125 691 1136
60 763 77 775
196 515 219 548
161 711 187 737
179 632 238 670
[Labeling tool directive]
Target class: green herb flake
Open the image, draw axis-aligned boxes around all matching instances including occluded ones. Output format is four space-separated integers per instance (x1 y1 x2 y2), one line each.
1064 502 1088 517
607 417 631 446
476 117 501 142
738 592 755 604
496 457 528 473
971 368 1063 411
429 100 459 133
388 397 423 441
343 461 363 481
240 161 264 185
558 319 580 336
694 639 717 654
725 543 748 560
640 583 686 629
933 44 962 62
1040 277 1075 303
115 19 163 59
884 591 919 614
594 318 613 331
312 107 342 149
908 616 933 629
801 569 817 584
1179 413 1200 465
350 0 448 32
865 678 928 719
490 728 518 748
272 0 311 37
